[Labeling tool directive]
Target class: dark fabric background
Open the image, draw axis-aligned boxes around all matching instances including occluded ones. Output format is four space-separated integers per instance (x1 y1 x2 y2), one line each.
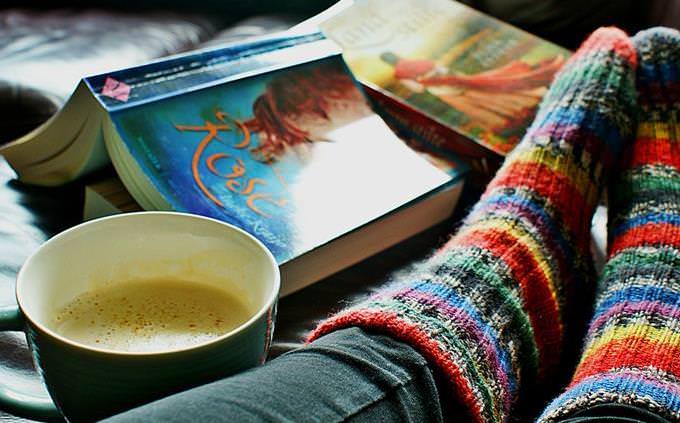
2 0 656 48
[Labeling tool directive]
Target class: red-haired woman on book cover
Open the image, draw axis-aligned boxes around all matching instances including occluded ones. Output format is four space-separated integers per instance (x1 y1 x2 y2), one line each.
244 61 371 163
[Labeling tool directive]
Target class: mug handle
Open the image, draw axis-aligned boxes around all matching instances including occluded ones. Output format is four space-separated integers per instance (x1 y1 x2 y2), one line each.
0 305 63 422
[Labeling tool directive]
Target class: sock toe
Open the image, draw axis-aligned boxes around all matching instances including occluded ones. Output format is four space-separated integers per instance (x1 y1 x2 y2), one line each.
527 27 637 168
633 27 680 106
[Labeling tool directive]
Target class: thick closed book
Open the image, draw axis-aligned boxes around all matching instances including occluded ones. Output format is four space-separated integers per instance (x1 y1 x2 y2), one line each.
2 32 465 295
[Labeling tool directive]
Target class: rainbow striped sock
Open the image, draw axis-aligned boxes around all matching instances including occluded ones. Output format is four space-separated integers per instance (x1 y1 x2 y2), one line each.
309 28 637 423
537 27 680 423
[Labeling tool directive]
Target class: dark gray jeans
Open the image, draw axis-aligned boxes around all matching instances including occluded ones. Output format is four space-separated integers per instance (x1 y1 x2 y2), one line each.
104 327 443 422
104 327 669 423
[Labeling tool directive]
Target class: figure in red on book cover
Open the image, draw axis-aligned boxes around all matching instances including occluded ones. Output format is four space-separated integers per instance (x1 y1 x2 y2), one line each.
381 49 565 142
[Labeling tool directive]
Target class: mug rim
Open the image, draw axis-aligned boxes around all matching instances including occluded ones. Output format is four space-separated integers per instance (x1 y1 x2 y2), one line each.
15 211 281 357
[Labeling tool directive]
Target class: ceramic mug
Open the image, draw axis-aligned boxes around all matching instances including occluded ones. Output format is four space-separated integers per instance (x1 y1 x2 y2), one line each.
0 212 279 422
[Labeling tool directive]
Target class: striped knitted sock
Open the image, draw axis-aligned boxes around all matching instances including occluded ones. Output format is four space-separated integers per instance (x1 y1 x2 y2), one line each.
308 28 637 423
537 27 680 423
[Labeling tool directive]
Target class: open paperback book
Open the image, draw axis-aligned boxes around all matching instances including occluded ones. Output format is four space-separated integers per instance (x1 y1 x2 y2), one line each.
0 32 465 295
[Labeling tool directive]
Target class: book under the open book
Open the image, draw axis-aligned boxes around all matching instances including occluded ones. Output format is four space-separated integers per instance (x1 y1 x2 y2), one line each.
1 31 465 295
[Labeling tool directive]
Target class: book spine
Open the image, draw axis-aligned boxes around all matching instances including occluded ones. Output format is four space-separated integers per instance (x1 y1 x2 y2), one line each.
363 85 502 177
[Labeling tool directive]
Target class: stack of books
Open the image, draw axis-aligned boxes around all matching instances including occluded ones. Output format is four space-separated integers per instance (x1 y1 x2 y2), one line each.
0 0 568 295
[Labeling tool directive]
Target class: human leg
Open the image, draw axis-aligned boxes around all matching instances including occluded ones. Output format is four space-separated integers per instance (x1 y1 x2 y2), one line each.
310 27 638 423
537 27 679 423
104 327 444 423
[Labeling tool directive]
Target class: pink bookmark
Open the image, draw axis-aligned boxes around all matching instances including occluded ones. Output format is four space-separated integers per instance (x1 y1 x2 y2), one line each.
101 77 131 102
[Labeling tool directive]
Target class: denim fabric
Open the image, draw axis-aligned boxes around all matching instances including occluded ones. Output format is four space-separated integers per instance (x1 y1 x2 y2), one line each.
559 403 674 423
104 327 670 423
104 327 444 423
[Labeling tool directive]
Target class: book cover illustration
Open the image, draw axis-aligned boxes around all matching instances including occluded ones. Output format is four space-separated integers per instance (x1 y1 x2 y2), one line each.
321 0 571 155
100 55 452 263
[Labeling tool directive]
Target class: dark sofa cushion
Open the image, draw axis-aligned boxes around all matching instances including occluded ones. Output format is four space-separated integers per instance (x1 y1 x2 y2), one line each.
0 9 217 143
